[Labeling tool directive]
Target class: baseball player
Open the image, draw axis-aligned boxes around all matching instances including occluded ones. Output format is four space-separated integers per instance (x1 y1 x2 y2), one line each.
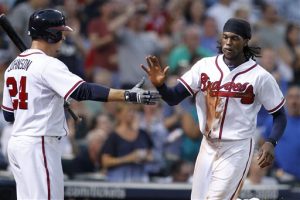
142 18 287 200
1 9 159 200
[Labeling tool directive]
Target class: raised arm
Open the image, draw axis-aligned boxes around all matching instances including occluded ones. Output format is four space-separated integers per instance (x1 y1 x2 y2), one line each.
141 55 169 87
141 56 190 106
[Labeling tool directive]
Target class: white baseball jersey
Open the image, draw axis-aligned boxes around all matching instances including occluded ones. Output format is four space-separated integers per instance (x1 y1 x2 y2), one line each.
1 49 84 137
179 54 285 140
179 55 285 199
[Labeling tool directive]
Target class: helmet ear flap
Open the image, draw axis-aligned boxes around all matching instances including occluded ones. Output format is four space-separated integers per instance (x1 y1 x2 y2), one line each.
45 29 63 43
28 28 62 43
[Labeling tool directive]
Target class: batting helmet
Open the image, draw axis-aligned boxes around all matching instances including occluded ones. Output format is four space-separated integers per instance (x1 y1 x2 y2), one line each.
28 9 73 43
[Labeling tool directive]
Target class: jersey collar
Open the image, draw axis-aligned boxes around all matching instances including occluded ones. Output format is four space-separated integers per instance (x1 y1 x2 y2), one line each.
218 54 256 73
19 49 45 57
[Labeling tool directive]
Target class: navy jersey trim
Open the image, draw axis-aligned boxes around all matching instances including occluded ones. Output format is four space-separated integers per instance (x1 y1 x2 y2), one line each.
18 52 43 57
1 105 14 112
230 138 253 199
267 98 285 114
178 78 195 96
64 80 85 100
41 136 51 200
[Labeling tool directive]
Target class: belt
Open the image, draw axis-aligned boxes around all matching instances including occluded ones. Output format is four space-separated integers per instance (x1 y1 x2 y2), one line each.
55 136 62 140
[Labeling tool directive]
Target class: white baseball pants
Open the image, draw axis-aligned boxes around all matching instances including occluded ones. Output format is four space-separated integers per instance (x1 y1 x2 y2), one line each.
191 136 255 200
7 135 64 200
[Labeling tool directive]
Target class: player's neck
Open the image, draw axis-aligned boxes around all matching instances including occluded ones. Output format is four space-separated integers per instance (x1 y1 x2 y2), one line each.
31 40 55 57
223 55 247 68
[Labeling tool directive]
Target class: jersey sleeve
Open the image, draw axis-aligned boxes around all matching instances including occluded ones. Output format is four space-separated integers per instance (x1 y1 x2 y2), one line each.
178 59 202 96
257 74 285 114
42 58 84 101
1 76 14 113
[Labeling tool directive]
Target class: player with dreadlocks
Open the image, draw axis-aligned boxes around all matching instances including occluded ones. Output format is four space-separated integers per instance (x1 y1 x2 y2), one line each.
142 18 287 199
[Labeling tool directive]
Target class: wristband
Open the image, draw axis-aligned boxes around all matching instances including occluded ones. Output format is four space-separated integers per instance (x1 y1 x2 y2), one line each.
266 138 278 147
124 91 130 101
124 90 137 102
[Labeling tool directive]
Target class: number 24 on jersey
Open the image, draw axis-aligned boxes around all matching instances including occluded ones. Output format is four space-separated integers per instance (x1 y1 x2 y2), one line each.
6 76 28 110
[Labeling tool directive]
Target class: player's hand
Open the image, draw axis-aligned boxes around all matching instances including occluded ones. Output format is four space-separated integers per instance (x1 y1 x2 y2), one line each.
257 142 275 168
124 77 160 105
141 55 169 87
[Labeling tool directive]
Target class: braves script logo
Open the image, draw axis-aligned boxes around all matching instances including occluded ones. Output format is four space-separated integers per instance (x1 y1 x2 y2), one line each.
200 73 255 104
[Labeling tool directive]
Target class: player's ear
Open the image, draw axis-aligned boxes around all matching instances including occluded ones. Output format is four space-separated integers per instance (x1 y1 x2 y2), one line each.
243 39 249 47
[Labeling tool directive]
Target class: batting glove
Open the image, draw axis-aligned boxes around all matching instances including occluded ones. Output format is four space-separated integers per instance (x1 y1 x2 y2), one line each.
124 77 161 105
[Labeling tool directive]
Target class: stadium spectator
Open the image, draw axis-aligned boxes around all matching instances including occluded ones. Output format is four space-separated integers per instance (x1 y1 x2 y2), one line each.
0 29 13 69
8 0 49 50
0 150 7 169
278 23 300 69
101 103 154 182
206 0 235 32
242 152 279 200
258 48 289 95
85 0 130 82
256 47 291 139
184 0 206 27
292 52 300 86
265 0 300 25
199 16 219 55
262 85 300 184
233 6 250 21
167 25 212 74
0 0 10 13
144 0 170 35
170 159 194 183
179 101 201 163
162 75 201 165
253 3 285 49
62 129 108 179
165 0 188 22
89 113 114 137
83 68 113 116
139 103 168 177
244 152 278 186
0 122 12 160
0 121 9 170
63 112 113 179
56 1 87 79
144 0 173 66
67 101 93 140
116 2 164 89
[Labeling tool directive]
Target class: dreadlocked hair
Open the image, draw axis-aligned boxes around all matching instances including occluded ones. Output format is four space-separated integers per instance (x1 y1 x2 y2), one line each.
217 42 261 61
243 46 261 61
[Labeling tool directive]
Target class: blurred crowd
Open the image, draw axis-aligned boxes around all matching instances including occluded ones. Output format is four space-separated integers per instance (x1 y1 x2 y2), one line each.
0 0 299 189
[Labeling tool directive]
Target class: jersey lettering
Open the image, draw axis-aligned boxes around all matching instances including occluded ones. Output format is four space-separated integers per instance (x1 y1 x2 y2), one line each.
6 76 28 109
7 58 32 72
200 73 255 104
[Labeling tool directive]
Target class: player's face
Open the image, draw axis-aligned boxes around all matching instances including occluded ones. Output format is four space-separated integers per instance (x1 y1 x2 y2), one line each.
221 32 248 60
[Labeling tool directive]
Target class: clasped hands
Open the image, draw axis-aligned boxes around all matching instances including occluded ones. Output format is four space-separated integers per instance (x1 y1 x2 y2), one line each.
125 55 169 105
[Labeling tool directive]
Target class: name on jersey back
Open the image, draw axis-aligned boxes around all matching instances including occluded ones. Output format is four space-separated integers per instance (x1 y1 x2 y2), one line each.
7 58 32 72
